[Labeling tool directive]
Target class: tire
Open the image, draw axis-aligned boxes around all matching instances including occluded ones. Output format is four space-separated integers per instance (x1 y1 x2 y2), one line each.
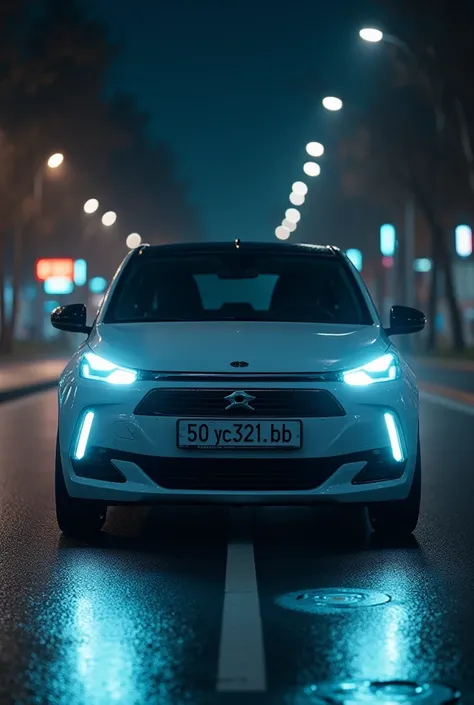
367 435 421 537
55 435 107 537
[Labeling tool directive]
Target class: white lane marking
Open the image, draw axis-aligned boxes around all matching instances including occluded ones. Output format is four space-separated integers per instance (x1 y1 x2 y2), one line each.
420 390 474 416
217 508 266 692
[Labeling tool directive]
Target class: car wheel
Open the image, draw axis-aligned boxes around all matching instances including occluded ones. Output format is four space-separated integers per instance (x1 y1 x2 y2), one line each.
55 434 107 537
367 435 421 537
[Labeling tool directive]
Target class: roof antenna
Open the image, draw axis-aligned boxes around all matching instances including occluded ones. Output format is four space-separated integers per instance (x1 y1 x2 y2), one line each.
234 238 240 249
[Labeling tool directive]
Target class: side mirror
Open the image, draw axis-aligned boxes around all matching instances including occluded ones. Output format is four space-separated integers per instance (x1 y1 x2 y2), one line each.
51 303 92 334
386 305 426 336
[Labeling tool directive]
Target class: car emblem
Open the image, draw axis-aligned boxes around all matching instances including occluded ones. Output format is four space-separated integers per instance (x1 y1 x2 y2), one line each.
225 390 256 411
230 360 249 368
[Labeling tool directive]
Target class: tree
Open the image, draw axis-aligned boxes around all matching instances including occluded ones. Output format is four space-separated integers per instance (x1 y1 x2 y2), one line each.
0 0 201 352
311 2 474 351
369 0 474 350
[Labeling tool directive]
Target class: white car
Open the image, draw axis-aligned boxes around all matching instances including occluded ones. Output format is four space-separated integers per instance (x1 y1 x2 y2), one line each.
52 242 425 538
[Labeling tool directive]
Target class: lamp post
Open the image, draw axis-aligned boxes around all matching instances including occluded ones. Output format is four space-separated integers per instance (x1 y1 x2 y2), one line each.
359 29 442 311
33 153 64 209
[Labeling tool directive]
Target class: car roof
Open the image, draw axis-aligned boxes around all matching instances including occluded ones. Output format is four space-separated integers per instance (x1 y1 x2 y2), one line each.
135 241 341 258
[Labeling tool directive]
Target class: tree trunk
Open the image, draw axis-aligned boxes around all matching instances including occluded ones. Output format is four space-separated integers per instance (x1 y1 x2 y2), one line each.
415 188 465 352
0 227 6 353
426 249 438 352
1 223 23 355
438 226 465 351
6 223 23 353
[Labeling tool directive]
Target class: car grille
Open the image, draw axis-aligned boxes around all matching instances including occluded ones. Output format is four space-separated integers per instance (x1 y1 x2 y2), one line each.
134 388 345 418
77 447 398 492
141 457 337 491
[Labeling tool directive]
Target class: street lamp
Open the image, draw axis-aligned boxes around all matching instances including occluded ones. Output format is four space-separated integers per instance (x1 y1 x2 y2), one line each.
285 208 301 223
34 152 65 204
322 96 343 111
303 162 321 177
47 152 64 169
126 232 142 249
306 142 324 158
292 181 308 196
289 192 305 206
275 225 290 240
359 27 383 43
84 198 99 215
282 219 297 233
102 211 117 227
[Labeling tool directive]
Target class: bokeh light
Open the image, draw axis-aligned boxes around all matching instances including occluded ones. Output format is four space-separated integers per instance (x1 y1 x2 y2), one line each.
303 162 321 177
455 224 472 258
126 232 142 249
47 153 64 169
282 219 297 232
290 192 305 206
322 96 343 111
359 28 384 43
275 226 290 240
292 181 308 196
285 208 301 223
305 142 324 158
346 248 363 271
101 211 117 227
84 198 99 215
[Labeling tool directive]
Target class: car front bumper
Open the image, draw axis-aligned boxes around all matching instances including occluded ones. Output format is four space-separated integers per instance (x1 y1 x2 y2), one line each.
58 373 419 505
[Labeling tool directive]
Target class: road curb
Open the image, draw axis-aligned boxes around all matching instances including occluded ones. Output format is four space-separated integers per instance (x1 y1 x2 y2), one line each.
0 379 58 405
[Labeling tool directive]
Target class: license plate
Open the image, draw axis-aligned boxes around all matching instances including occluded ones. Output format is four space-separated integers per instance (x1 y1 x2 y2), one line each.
177 419 302 449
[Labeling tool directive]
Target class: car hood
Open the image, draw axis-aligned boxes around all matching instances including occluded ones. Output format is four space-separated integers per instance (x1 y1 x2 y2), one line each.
89 321 388 374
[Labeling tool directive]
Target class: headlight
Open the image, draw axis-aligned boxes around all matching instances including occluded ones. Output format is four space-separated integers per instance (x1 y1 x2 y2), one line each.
342 353 399 386
80 352 137 385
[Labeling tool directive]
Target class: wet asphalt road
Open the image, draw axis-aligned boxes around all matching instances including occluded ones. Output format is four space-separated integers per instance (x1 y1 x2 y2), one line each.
0 377 474 704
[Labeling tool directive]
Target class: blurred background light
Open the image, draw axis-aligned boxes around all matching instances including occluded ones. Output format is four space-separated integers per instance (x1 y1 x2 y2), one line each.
455 224 472 257
44 276 74 294
303 162 321 177
289 192 305 206
359 27 384 42
322 96 343 111
282 219 297 232
84 198 99 214
126 233 142 249
346 248 363 271
275 226 290 240
414 258 432 272
380 223 396 256
305 142 324 158
285 208 301 223
47 153 64 169
89 277 108 294
102 211 117 227
73 259 87 286
292 181 308 196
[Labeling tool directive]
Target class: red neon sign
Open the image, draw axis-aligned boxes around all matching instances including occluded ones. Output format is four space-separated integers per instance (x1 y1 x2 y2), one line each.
36 258 74 281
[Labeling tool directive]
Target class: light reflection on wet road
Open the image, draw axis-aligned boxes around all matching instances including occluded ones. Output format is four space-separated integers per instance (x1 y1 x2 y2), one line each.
0 389 472 703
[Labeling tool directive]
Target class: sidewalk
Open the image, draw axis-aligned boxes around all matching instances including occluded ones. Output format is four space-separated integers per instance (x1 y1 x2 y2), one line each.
0 358 67 402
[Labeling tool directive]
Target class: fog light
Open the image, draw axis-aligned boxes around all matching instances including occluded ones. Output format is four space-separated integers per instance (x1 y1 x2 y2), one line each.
384 412 404 462
74 411 94 460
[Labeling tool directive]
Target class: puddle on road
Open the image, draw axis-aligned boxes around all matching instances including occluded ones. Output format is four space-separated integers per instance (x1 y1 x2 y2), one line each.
276 588 392 614
292 679 461 703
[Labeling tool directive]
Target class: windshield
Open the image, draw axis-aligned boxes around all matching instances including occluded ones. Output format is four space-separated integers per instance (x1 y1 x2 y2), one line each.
103 251 373 325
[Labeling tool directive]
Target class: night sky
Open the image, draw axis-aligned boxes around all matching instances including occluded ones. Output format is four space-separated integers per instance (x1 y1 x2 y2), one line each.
92 0 387 243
